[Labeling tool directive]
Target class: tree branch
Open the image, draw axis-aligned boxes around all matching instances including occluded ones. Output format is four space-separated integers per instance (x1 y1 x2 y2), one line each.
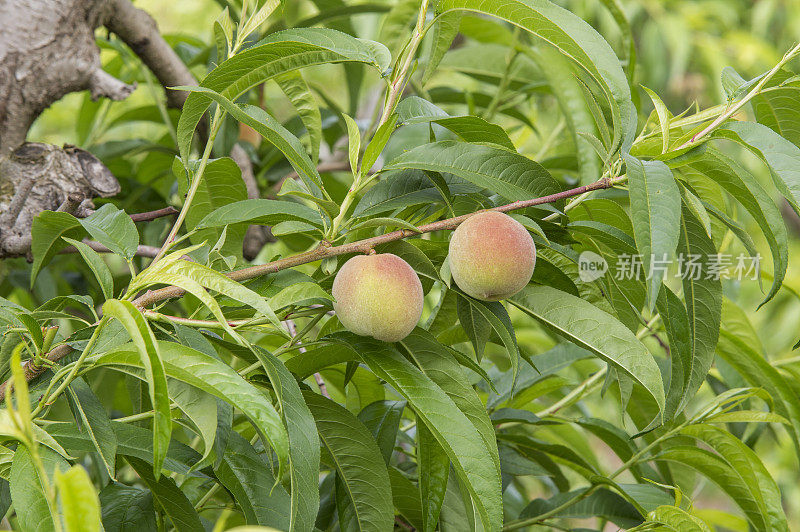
104 0 196 109
129 206 179 222
132 177 616 309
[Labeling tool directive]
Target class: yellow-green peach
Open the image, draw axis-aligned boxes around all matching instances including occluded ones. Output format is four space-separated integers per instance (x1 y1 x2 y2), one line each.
448 211 536 301
332 253 423 342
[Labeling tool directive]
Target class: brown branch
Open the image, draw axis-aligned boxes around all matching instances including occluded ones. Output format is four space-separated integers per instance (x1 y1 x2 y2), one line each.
104 0 196 109
8 178 616 394
129 206 179 222
0 344 74 402
59 239 162 258
132 177 615 309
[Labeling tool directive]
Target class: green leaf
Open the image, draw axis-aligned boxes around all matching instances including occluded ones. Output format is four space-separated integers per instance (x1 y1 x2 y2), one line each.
705 410 789 424
178 28 391 161
176 87 325 195
14 312 44 352
62 237 114 300
213 431 290 528
357 400 406 464
168 380 217 466
455 293 522 379
303 391 394 531
716 330 800 461
195 198 324 230
30 211 84 286
383 141 563 205
653 446 768 531
417 421 449 532
340 334 503 531
389 467 425 530
422 11 462 85
342 113 361 177
102 300 170 477
275 71 322 162
752 86 800 146
79 204 139 261
649 505 711 532
674 206 722 414
519 487 643 528
349 216 421 233
456 294 491 359
93 341 289 481
527 46 601 183
10 446 69 532
714 121 800 215
396 97 515 150
249 346 320 532
656 285 692 421
643 86 671 153
625 154 680 311
175 157 248 256
510 285 665 422
679 424 787 531
137 251 282 328
687 148 787 305
47 421 200 475
65 378 117 478
213 7 234 59
100 484 157 532
55 465 102 532
437 0 637 151
268 282 332 311
125 456 203 532
353 169 479 218
361 114 397 178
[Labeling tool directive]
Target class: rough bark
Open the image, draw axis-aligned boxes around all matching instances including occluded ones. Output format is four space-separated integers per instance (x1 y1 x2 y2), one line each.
0 0 266 259
0 142 120 258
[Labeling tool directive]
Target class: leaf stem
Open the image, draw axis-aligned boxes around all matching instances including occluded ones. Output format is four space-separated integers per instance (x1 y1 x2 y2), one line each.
152 106 224 264
501 485 602 530
535 366 607 417
377 0 429 128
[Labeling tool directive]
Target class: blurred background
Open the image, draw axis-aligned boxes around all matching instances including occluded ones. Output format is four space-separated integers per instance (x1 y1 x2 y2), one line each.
9 0 800 527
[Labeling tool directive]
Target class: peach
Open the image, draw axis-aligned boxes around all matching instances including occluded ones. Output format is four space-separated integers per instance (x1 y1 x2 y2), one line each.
332 253 423 342
448 211 536 301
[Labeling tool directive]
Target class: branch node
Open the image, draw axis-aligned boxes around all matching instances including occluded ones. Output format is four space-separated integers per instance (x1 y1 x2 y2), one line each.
89 69 137 101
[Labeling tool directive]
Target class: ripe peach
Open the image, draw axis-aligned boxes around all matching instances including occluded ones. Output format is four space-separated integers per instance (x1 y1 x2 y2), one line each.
332 253 423 342
448 211 536 301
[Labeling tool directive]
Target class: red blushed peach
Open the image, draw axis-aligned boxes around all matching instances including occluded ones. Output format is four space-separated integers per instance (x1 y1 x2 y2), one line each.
448 211 536 301
332 253 424 342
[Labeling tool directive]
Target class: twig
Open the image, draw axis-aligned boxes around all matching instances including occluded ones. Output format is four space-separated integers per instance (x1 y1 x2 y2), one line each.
0 344 74 402
133 176 617 309
104 0 197 109
59 240 162 258
534 367 608 417
0 179 35 228
55 193 85 214
129 206 179 222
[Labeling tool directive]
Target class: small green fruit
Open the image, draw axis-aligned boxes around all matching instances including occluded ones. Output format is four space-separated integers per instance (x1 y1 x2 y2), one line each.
448 211 536 301
332 253 423 342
